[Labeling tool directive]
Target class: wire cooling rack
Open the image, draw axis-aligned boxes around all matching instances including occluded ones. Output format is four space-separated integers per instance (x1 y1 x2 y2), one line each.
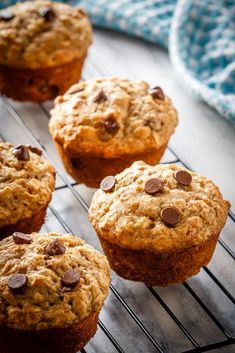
0 56 234 353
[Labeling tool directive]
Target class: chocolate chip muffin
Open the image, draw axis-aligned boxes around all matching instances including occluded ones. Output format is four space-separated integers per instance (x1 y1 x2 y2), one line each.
0 232 110 353
49 77 178 188
0 0 92 102
0 141 55 238
89 161 230 286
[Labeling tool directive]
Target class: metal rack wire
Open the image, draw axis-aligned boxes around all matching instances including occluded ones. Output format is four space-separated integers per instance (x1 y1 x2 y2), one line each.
0 59 234 353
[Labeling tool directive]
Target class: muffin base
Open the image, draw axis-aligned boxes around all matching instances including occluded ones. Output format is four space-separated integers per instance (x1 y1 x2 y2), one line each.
0 313 98 353
0 54 86 102
98 233 219 286
0 207 47 240
55 142 167 188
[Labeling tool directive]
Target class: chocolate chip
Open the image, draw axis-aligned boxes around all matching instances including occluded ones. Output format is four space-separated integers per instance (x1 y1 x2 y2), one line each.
46 238 66 256
160 207 180 227
13 232 32 245
8 274 28 293
26 145 42 156
69 87 84 94
62 269 80 288
149 86 165 100
100 176 116 192
104 115 119 135
12 145 30 161
0 10 15 21
144 178 164 195
174 170 192 186
39 6 55 21
94 90 107 103
95 114 119 141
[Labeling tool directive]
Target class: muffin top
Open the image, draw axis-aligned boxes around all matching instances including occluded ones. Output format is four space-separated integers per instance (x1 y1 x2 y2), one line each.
0 232 110 330
0 0 92 69
89 162 230 252
0 142 55 228
49 77 178 158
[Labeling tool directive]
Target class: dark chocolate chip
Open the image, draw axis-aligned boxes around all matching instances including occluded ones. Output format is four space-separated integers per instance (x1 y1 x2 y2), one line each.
46 238 66 256
144 178 164 195
26 145 42 156
69 87 84 94
8 274 28 293
13 232 32 245
39 6 55 21
95 114 119 141
100 176 116 192
160 207 180 227
62 269 80 288
94 90 107 103
0 10 15 21
149 86 165 100
12 145 30 161
104 116 119 135
174 170 192 186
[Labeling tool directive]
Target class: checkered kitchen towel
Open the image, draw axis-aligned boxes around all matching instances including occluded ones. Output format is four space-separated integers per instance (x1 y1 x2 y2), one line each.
1 1 235 123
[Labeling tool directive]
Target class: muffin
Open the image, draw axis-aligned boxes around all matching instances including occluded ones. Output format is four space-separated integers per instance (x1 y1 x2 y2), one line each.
0 142 55 238
49 77 178 188
0 232 110 353
0 0 92 102
89 161 230 286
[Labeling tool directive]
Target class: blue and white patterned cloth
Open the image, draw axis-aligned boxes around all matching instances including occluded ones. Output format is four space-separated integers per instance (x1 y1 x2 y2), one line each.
1 0 235 123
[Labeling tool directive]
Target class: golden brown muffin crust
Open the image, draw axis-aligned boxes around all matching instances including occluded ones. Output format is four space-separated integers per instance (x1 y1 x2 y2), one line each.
49 77 178 158
0 232 110 330
0 142 55 228
89 162 230 252
0 0 92 69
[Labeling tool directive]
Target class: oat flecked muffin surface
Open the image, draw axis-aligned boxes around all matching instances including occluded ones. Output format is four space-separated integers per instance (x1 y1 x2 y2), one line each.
89 161 230 286
0 142 55 238
49 77 178 187
0 0 92 101
0 232 110 353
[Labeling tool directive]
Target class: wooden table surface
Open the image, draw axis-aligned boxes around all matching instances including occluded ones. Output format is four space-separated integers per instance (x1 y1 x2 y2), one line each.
0 28 234 353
